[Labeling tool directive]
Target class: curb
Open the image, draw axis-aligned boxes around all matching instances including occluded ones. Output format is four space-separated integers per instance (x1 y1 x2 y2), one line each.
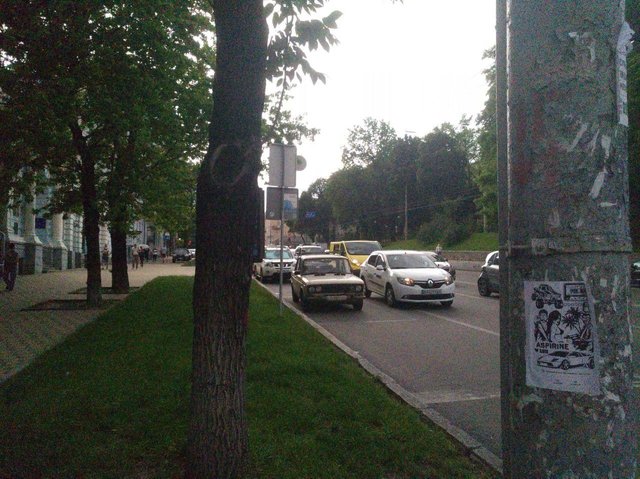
255 279 503 476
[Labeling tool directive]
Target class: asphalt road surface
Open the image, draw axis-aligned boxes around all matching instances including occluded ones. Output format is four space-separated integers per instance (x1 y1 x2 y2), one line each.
264 269 502 457
263 270 640 461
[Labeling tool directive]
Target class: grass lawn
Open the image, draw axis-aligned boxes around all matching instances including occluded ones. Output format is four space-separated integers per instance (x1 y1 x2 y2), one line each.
385 233 498 252
0 277 494 478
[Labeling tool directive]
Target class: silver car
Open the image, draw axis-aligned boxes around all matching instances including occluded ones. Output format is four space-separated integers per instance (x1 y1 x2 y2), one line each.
254 247 296 282
425 251 456 280
360 250 455 307
290 254 365 311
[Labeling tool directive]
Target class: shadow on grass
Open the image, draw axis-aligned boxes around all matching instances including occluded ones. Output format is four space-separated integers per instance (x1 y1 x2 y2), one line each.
1 277 495 478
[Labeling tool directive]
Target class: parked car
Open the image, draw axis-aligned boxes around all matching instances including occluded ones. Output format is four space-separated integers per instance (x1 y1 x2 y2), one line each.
188 248 196 258
536 351 594 370
425 251 456 280
477 251 499 297
172 248 192 262
328 240 382 276
631 261 640 288
360 250 455 307
254 247 296 282
290 254 365 311
293 244 325 258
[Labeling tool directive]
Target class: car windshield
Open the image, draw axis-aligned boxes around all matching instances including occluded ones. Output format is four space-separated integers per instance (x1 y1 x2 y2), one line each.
300 246 324 255
264 249 293 260
301 257 350 275
345 241 382 255
430 253 446 262
386 253 436 269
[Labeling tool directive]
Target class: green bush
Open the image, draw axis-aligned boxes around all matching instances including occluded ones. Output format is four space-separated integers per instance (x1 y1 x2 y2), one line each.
417 214 474 247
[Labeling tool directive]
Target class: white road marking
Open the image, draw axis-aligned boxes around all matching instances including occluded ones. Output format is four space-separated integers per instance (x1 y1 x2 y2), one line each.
365 318 420 324
454 280 476 287
421 311 500 337
455 292 484 300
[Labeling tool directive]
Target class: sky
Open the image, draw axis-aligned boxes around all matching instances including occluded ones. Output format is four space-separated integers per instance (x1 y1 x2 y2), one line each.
269 0 497 193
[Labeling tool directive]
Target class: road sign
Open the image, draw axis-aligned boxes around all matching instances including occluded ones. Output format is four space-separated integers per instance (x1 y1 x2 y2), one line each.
268 144 297 187
265 187 298 221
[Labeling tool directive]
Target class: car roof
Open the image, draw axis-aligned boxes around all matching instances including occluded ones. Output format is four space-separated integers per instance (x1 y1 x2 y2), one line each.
372 250 427 255
299 254 347 260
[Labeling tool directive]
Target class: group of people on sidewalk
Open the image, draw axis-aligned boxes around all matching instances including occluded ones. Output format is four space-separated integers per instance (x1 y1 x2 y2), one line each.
0 243 19 291
101 244 168 271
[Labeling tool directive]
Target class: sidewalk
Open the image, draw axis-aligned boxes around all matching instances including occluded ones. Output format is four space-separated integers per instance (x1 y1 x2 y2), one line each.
0 262 194 383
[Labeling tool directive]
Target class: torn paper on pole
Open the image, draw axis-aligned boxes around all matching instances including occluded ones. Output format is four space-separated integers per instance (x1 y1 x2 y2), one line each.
525 281 601 395
616 22 634 127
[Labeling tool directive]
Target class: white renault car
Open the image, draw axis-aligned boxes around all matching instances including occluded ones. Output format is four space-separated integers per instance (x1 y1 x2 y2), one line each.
360 250 455 307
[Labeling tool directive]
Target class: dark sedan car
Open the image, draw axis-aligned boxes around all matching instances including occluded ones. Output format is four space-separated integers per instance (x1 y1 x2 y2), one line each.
172 248 192 262
632 261 640 288
477 250 499 296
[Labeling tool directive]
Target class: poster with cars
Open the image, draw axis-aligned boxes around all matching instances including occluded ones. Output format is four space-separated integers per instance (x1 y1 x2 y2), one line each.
524 281 600 395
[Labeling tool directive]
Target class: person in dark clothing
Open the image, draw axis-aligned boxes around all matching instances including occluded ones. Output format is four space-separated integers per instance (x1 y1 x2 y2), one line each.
3 243 19 291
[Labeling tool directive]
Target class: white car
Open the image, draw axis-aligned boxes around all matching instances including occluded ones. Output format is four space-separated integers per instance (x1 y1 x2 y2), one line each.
290 254 365 311
360 250 455 307
254 247 296 282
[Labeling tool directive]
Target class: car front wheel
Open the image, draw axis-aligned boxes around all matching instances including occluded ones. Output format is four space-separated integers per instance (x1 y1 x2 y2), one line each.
478 278 491 297
291 284 299 303
362 278 372 298
385 285 396 307
352 299 364 311
561 360 570 370
300 291 311 311
441 300 453 308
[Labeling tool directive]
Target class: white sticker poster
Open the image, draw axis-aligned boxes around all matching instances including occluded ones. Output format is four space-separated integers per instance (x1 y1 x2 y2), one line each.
525 281 600 395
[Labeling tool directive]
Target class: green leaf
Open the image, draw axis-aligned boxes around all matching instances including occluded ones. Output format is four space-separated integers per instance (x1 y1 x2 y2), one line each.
322 10 342 29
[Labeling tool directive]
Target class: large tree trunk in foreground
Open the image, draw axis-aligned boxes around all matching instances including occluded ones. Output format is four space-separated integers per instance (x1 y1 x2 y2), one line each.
186 1 267 478
70 120 102 306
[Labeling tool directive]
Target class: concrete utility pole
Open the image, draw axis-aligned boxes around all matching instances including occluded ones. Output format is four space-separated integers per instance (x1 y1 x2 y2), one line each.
499 2 637 478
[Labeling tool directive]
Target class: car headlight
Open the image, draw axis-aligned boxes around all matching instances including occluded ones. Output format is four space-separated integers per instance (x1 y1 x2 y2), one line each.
397 277 415 286
354 285 363 292
308 286 322 293
445 274 454 285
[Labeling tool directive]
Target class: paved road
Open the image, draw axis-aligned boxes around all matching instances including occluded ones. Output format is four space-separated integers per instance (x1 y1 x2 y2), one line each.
263 270 640 461
264 269 503 456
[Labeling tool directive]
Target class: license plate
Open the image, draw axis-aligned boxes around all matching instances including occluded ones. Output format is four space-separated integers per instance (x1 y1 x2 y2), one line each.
421 289 437 295
327 295 348 301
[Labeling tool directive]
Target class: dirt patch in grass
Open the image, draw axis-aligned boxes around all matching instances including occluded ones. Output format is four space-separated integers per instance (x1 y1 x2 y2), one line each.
21 299 121 311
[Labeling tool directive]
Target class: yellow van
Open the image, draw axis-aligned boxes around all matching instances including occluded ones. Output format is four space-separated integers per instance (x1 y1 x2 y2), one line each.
328 240 382 276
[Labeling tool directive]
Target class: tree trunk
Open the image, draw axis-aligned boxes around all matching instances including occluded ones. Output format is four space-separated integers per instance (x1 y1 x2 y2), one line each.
70 121 102 306
186 2 267 478
110 225 129 293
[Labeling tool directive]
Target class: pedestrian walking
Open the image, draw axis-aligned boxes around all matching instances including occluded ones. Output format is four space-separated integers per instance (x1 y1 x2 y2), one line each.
152 248 159 262
3 243 19 291
132 244 139 269
161 246 167 263
101 244 110 270
139 246 145 268
435 243 443 255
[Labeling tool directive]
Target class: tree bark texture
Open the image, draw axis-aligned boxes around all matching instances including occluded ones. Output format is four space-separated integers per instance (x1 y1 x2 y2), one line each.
500 2 637 477
186 2 267 478
70 121 102 306
109 226 129 293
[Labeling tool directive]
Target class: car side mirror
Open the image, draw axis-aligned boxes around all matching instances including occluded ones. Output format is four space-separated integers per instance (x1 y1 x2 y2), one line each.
376 265 385 271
